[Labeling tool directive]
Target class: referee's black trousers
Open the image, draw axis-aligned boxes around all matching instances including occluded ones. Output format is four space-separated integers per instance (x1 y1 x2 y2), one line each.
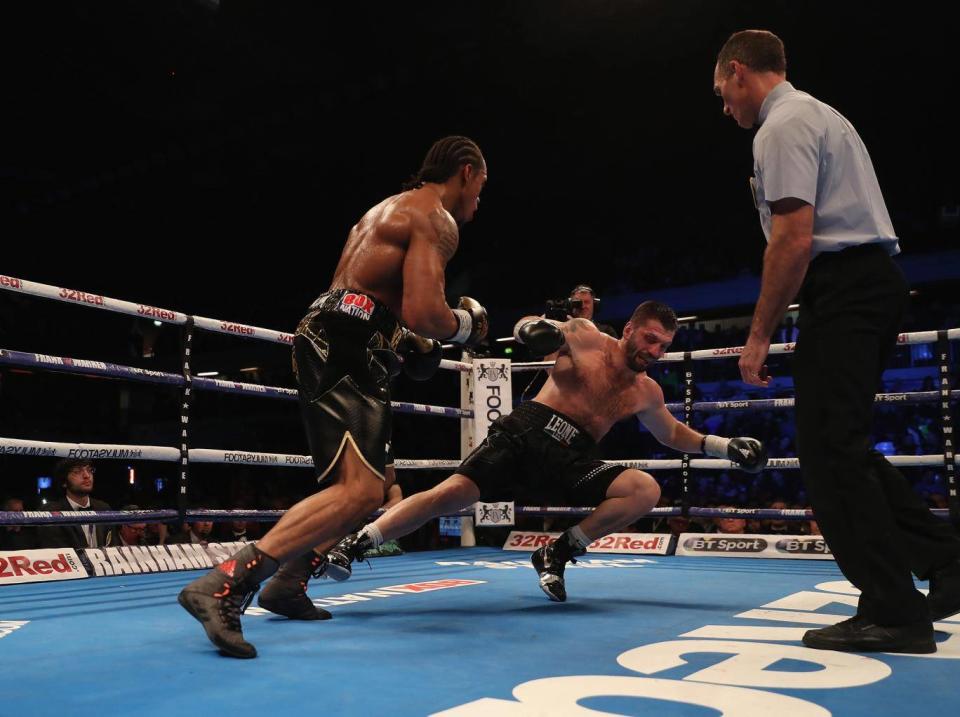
794 243 960 625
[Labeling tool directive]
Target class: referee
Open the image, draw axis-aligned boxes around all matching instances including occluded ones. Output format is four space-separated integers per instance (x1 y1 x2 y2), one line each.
712 29 960 653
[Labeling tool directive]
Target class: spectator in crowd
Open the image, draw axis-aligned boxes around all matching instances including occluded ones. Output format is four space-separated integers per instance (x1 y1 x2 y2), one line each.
169 519 214 546
0 496 39 551
38 459 112 549
106 506 147 547
713 506 747 534
216 518 261 543
766 499 791 535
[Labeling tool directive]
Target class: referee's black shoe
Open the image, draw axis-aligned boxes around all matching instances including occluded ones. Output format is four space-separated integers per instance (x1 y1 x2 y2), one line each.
802 615 936 654
928 558 960 622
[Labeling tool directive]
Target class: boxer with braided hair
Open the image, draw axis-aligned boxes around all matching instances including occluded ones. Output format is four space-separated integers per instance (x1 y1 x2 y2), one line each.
178 136 490 658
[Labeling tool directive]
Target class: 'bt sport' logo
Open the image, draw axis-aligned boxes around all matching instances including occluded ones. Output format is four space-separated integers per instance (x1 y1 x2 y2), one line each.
682 536 768 553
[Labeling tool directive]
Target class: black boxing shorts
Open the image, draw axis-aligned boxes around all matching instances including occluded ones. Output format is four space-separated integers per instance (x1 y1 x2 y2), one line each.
293 289 404 487
457 401 628 505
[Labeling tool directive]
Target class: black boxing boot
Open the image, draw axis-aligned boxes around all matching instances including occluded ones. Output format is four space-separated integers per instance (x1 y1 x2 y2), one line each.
258 550 333 621
178 543 279 658
531 531 587 603
325 532 374 582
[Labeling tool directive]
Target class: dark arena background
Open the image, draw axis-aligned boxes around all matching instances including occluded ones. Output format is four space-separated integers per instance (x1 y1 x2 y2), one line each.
1 2 958 716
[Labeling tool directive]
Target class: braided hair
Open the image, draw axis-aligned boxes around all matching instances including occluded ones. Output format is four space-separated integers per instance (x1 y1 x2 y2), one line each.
403 135 484 190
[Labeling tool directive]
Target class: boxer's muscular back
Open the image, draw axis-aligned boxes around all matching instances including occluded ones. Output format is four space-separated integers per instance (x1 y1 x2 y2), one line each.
330 189 456 328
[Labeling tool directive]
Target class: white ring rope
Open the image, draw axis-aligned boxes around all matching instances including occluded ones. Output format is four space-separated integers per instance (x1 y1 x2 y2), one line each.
512 328 960 370
0 437 462 470
439 358 473 372
0 275 478 370
1 437 952 471
0 275 188 325
5 274 956 370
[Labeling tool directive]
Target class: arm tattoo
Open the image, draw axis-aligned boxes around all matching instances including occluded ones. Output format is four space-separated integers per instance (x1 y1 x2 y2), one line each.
428 212 459 261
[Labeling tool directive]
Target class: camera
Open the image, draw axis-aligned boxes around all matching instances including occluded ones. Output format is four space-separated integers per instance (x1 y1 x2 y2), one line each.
545 298 582 320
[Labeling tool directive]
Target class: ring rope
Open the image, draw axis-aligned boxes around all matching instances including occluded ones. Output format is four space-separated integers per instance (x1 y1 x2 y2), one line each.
510 328 960 371
6 275 954 371
0 275 475 372
663 391 959 413
2 437 952 471
0 348 470 418
1 504 950 528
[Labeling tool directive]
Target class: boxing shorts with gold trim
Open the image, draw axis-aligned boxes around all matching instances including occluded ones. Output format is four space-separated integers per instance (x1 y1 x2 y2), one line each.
293 288 404 486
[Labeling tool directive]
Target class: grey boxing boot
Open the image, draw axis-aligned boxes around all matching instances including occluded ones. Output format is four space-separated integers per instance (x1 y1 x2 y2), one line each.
178 543 279 658
258 550 333 620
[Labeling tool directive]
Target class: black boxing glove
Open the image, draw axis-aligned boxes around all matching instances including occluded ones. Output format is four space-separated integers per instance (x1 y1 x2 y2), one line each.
513 318 565 357
702 435 769 474
397 329 443 381
372 348 402 379
448 296 489 346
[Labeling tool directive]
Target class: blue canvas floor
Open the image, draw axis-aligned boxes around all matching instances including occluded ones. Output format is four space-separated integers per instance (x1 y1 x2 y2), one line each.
1 547 956 716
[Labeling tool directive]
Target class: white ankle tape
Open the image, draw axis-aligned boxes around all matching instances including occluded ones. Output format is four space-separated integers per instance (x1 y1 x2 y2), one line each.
361 524 384 549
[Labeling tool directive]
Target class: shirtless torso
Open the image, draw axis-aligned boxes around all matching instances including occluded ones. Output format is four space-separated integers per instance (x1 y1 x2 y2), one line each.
534 318 672 441
329 189 460 338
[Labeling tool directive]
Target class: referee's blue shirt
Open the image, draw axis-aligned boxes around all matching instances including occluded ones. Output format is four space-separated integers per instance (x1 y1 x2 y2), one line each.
751 81 900 258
